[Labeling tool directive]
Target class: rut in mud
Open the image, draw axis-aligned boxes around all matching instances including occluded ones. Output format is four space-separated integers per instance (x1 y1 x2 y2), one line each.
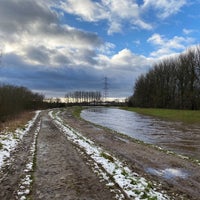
32 113 120 200
0 114 40 199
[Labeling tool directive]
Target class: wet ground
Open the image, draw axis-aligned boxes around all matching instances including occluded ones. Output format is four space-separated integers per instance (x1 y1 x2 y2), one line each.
32 112 122 200
0 115 41 199
63 107 200 199
1 108 200 199
81 107 200 161
0 111 124 200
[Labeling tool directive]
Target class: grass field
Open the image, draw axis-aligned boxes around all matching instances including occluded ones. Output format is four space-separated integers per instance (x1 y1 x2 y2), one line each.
121 107 200 124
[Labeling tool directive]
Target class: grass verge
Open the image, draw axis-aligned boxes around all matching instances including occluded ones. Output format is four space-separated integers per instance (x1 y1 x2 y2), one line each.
71 106 83 119
121 107 200 124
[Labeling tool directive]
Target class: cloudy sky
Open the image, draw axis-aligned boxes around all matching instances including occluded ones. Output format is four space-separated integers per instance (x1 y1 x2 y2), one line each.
0 0 200 98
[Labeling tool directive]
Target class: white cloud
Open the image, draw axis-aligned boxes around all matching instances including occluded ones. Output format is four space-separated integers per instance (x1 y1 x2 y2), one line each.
97 48 153 70
133 19 152 30
58 0 107 22
103 0 139 19
55 0 189 34
107 21 122 35
98 42 116 55
142 0 186 19
183 28 194 35
133 40 141 46
147 33 195 58
147 34 166 46
56 0 152 35
104 0 153 34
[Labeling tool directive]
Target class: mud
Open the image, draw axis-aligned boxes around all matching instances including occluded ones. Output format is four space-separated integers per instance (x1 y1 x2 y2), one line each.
60 107 200 200
32 112 119 200
0 114 41 199
1 108 200 200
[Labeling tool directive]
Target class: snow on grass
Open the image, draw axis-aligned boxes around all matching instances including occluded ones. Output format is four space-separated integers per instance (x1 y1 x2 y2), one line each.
50 110 170 200
76 147 125 200
154 145 200 166
0 111 41 169
16 120 41 200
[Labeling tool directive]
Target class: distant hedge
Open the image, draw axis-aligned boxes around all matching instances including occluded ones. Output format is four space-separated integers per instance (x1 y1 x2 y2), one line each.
0 84 44 122
129 45 200 110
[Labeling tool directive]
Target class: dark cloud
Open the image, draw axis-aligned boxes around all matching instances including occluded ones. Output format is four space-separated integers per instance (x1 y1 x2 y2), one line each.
1 52 135 98
0 53 104 96
0 0 57 34
36 23 102 48
0 0 102 67
53 54 70 65
26 46 51 64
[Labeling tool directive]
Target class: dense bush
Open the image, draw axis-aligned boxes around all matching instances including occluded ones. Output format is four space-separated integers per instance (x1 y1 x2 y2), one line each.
130 45 200 110
0 84 44 121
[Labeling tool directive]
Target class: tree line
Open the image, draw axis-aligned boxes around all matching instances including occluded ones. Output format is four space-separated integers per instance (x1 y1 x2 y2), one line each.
129 45 200 110
0 84 66 122
0 84 45 121
65 91 102 104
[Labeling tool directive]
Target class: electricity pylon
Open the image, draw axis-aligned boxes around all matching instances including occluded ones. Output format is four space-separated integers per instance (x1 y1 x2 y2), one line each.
103 76 108 102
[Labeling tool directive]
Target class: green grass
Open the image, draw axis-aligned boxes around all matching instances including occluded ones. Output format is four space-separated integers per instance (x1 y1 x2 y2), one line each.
100 152 115 162
121 107 200 124
72 106 83 119
0 142 3 150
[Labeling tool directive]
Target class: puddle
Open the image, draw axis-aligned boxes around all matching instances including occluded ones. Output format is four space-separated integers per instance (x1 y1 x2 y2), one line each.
41 122 49 128
41 117 50 128
115 136 130 143
146 167 189 179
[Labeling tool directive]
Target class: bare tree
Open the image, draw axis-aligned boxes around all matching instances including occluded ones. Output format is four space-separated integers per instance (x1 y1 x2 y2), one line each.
0 84 44 122
65 91 102 104
130 44 200 110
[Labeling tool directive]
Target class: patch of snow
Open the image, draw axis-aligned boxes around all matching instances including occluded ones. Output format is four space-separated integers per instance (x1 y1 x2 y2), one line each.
16 120 41 200
154 145 200 166
50 110 170 200
0 111 41 169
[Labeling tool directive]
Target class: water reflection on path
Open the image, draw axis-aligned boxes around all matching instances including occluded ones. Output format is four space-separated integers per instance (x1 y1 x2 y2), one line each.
81 107 200 160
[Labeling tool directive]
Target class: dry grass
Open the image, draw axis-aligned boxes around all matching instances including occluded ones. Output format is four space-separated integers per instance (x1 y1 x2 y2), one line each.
0 111 35 133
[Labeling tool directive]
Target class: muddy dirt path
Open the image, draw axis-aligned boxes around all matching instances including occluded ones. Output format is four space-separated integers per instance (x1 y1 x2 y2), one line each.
32 111 122 200
0 110 125 200
0 114 41 200
1 108 200 199
59 107 200 200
